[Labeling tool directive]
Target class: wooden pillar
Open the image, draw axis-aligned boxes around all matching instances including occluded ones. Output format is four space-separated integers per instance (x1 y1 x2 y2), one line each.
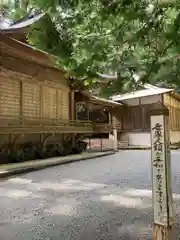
19 80 23 125
40 85 43 144
150 102 174 239
69 90 75 120
88 137 91 150
109 111 112 140
139 97 143 129
100 137 103 152
69 90 76 148
56 88 58 119
40 85 43 119
113 128 118 151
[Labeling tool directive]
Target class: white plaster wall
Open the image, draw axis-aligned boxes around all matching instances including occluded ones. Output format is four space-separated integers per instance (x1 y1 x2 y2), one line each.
109 133 114 140
123 98 139 106
141 94 161 104
124 94 162 106
120 132 151 146
119 130 180 146
84 138 114 149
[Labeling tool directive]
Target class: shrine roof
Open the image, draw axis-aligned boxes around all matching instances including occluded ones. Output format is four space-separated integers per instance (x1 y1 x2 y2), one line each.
111 87 173 101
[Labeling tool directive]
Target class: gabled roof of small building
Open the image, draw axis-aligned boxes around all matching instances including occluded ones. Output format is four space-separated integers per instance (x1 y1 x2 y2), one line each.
111 85 174 101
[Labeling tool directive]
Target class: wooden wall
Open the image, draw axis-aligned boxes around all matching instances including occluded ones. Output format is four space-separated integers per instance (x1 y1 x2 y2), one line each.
0 76 20 117
120 104 152 131
0 37 71 153
163 93 180 130
0 66 69 122
0 38 70 122
112 93 180 132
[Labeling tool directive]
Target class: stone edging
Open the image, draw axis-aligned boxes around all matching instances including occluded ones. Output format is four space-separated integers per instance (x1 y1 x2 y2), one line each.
0 151 115 179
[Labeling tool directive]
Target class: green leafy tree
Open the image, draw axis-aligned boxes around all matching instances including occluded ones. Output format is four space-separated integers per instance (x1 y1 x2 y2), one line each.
0 0 30 20
2 0 180 96
0 0 11 26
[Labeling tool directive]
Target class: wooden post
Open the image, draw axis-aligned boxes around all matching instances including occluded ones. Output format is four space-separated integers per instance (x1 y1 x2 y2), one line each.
19 80 23 125
71 90 75 120
150 102 174 239
109 112 112 140
88 137 91 151
113 128 118 151
100 137 103 152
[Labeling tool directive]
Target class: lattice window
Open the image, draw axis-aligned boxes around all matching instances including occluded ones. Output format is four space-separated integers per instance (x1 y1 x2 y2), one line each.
57 89 69 120
42 86 56 119
0 77 20 117
23 83 40 119
62 91 69 120
57 89 63 119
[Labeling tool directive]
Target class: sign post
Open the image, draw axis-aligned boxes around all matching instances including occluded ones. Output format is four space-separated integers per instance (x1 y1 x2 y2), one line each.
150 102 174 239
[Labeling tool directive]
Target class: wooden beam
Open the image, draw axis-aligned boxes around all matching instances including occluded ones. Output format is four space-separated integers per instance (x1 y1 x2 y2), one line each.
20 80 23 124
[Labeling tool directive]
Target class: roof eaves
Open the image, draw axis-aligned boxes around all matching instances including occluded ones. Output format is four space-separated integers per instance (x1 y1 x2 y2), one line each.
79 90 123 106
0 33 59 70
91 96 122 106
111 88 174 101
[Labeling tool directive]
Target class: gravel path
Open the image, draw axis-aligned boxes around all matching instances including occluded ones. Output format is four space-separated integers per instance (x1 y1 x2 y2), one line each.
0 150 180 239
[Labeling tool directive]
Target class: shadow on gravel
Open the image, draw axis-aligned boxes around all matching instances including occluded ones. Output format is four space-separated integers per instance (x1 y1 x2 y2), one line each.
0 176 163 240
0 151 180 240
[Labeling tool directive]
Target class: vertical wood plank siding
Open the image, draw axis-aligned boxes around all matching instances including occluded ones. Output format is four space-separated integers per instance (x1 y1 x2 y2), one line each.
164 93 180 131
0 40 70 122
0 41 70 153
0 70 70 123
121 104 152 131
0 77 20 124
120 94 180 132
23 82 40 119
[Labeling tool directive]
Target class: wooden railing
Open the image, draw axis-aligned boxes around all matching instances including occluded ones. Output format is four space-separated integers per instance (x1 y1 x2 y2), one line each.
0 115 93 134
93 123 122 132
0 115 121 134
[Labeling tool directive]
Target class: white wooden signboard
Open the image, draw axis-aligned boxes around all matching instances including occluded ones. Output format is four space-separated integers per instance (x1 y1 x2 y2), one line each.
151 115 169 226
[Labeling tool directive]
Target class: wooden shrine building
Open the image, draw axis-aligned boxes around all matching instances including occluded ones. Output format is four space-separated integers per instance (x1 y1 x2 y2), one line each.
110 84 180 147
0 31 122 162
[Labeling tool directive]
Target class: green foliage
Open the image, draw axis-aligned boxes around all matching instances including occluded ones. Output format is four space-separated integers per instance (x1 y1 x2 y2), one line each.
10 7 27 20
27 16 60 53
1 0 30 20
3 0 180 95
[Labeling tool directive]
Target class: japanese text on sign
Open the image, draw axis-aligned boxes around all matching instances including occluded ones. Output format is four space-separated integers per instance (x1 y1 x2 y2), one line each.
152 123 163 211
151 115 168 225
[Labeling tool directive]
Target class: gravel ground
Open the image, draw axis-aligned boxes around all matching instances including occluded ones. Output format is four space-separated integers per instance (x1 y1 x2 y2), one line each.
0 150 180 240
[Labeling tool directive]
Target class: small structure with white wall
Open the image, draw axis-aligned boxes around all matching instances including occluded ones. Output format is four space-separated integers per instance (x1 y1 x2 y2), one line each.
110 84 180 147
